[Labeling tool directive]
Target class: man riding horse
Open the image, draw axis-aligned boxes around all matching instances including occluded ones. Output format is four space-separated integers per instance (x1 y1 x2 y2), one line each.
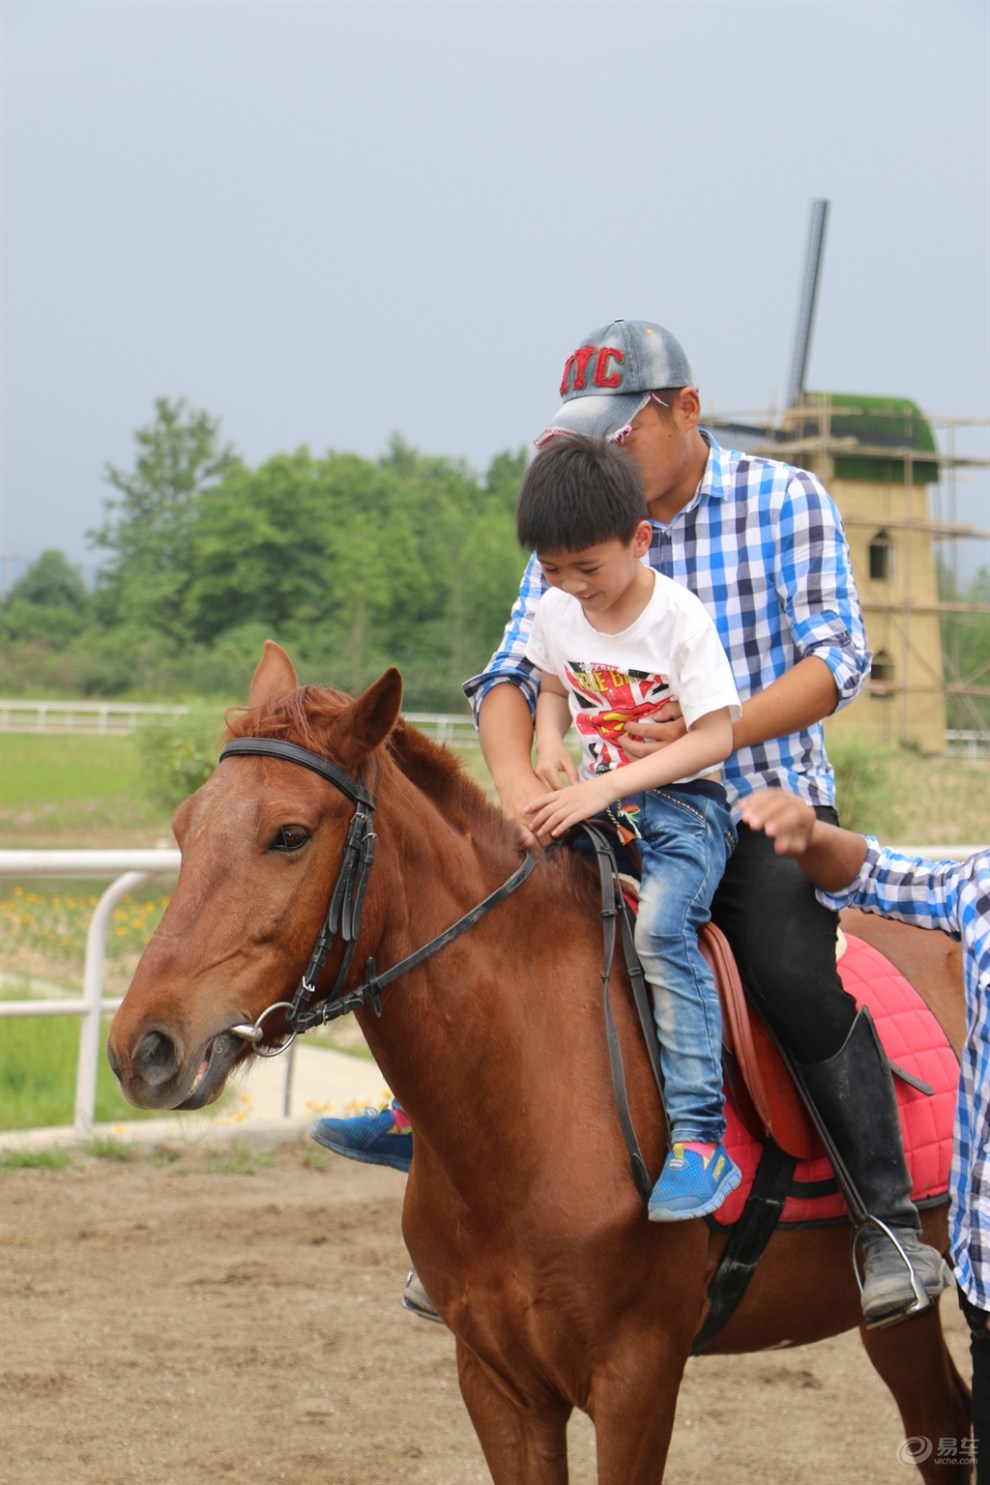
316 317 948 1328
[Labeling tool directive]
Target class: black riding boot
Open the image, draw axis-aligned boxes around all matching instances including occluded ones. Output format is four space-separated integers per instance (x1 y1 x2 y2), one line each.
796 1007 950 1329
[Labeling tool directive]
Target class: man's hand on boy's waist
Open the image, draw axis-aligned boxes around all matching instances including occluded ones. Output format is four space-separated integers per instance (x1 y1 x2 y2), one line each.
621 702 685 757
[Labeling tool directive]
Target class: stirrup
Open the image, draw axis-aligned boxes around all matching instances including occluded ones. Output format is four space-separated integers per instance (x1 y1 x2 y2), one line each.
851 1216 932 1327
401 1270 444 1325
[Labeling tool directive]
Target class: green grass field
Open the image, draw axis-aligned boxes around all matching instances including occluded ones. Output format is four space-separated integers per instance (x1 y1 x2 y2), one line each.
0 1004 161 1130
0 722 986 1133
1 732 174 844
1 732 146 804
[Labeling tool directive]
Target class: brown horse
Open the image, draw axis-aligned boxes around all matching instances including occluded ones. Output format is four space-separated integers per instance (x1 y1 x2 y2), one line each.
108 643 971 1485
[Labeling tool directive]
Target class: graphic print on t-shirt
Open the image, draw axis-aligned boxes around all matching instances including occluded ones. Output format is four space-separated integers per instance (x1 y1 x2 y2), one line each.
564 661 673 772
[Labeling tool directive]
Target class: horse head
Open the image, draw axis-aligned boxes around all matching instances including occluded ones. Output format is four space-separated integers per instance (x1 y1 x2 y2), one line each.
106 642 402 1111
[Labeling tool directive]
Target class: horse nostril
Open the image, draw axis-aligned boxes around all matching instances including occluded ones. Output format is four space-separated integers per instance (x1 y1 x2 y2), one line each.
132 1029 181 1088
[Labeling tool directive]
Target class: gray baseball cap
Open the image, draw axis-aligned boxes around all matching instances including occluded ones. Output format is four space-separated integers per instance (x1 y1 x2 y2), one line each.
537 320 696 444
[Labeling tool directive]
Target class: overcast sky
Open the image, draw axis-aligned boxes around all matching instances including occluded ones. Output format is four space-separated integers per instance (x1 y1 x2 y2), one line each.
2 0 988 590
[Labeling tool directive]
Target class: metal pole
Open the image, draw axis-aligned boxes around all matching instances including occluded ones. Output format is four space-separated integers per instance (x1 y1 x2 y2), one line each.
74 871 152 1136
785 199 830 409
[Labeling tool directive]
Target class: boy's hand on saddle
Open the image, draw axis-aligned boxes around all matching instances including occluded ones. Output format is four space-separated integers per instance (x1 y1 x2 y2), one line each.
620 703 685 759
738 790 817 855
524 775 618 842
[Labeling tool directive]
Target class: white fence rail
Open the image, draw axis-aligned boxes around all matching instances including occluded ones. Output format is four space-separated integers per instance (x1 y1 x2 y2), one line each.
2 699 985 755
946 730 990 759
0 842 982 1140
0 698 478 746
0 700 196 734
1 849 181 1137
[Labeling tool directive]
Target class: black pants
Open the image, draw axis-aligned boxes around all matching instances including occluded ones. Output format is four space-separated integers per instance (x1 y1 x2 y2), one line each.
958 1287 990 1482
712 810 858 1065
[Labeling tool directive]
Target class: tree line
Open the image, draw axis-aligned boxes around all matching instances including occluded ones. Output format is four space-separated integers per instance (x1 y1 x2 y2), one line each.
2 395 988 724
0 398 531 711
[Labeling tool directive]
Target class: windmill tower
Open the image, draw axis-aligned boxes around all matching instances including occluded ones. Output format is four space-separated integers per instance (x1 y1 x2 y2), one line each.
708 201 989 755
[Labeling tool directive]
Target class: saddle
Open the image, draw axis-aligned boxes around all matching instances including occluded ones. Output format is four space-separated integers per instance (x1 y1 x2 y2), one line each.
709 925 956 1227
700 919 818 1159
575 821 957 1353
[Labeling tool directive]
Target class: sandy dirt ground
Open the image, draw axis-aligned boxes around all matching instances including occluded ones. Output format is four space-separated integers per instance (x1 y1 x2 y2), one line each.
0 1134 973 1485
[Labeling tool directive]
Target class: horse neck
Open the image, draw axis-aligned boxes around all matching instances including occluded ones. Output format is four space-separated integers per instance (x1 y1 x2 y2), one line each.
347 775 609 1188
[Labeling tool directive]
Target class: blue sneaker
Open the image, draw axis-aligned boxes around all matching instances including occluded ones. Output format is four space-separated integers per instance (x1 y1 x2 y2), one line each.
309 1101 413 1172
647 1142 741 1222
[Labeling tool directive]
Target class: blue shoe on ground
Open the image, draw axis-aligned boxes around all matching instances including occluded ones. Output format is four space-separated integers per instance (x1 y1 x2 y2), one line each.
647 1142 742 1222
309 1102 413 1172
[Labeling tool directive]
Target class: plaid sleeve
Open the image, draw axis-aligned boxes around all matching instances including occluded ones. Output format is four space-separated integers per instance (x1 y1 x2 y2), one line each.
462 552 546 723
775 470 872 710
816 838 964 937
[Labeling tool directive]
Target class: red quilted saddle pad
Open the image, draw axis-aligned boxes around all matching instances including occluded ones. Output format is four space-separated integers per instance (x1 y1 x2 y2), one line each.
714 933 958 1228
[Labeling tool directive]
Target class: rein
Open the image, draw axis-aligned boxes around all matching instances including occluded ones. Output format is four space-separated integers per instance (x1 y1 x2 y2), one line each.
219 736 661 1212
576 821 666 1206
218 735 535 1050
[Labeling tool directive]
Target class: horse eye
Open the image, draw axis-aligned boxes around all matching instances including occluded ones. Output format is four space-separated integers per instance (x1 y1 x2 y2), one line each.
269 825 310 853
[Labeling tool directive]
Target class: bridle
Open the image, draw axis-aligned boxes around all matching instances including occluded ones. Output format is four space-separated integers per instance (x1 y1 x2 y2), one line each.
218 735 666 1217
218 735 535 1056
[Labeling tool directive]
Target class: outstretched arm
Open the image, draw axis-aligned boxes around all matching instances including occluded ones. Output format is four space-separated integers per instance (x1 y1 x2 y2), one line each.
737 789 867 890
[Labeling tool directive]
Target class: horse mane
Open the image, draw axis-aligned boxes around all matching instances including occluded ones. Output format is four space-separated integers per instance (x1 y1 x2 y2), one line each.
224 684 519 848
223 681 598 902
224 684 357 756
385 720 600 912
386 717 509 840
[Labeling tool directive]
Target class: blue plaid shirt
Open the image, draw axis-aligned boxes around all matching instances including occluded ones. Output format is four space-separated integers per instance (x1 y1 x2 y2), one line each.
464 432 871 813
818 845 990 1310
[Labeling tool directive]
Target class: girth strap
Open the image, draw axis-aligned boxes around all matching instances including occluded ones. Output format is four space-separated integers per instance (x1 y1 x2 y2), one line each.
690 1139 798 1354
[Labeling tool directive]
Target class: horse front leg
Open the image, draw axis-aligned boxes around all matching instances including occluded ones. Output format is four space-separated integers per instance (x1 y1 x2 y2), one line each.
456 1339 571 1484
587 1327 690 1485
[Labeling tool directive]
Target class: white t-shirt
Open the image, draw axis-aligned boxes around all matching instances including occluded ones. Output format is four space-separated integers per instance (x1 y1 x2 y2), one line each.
525 569 741 782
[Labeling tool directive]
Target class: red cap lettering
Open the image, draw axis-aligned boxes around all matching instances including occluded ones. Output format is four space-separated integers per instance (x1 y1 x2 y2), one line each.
594 347 623 388
560 345 596 395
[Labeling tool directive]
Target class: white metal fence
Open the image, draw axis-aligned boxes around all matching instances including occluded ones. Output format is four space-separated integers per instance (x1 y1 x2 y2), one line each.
2 698 986 755
0 842 983 1140
0 700 195 734
946 730 990 759
0 698 479 747
0 849 181 1137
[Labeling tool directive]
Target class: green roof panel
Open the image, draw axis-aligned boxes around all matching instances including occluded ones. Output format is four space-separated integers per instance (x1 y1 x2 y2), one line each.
803 393 939 485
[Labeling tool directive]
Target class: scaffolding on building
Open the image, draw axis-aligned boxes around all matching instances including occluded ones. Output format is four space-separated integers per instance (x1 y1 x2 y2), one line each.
701 397 990 752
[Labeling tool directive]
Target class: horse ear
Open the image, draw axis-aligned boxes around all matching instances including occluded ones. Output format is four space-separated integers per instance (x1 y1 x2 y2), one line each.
248 641 299 705
343 668 404 754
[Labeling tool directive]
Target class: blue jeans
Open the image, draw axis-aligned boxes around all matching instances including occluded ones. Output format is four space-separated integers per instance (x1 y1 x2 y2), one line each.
627 786 737 1145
